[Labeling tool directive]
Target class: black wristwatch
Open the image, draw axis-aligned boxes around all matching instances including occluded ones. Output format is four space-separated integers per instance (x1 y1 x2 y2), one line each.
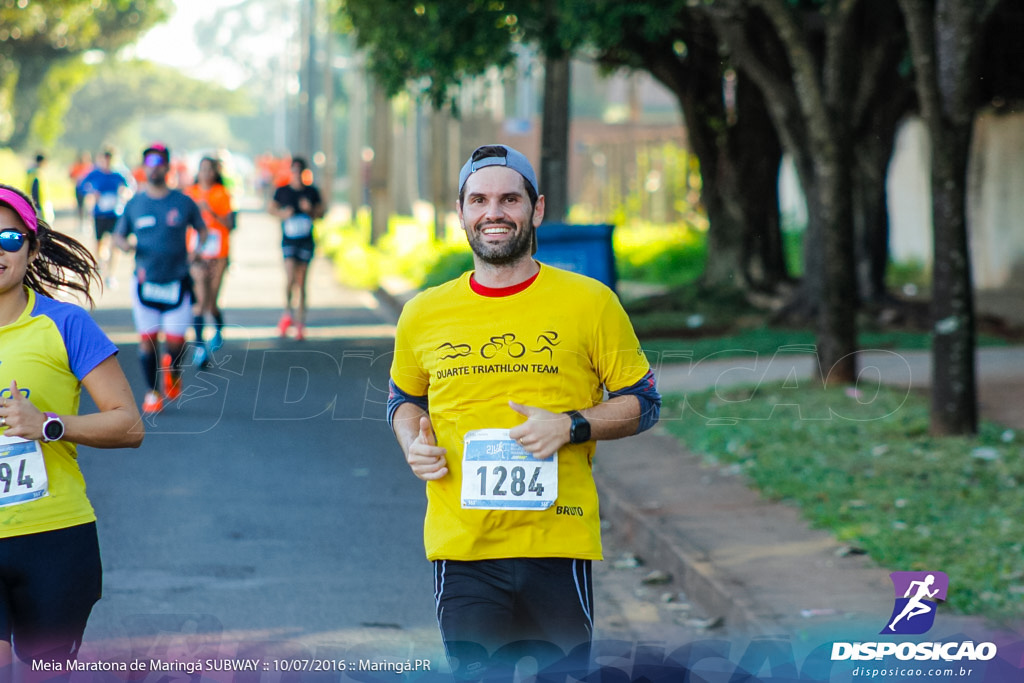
42 412 65 442
565 410 591 444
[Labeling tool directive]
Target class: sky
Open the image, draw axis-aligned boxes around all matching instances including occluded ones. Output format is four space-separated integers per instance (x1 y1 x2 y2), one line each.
133 0 250 89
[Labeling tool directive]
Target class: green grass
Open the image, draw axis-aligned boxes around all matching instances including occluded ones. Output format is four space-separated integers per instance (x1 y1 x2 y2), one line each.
638 327 1008 360
613 223 707 288
661 383 1024 621
320 212 470 291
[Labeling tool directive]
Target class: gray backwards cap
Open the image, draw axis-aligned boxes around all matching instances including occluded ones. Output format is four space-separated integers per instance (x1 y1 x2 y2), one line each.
458 145 538 197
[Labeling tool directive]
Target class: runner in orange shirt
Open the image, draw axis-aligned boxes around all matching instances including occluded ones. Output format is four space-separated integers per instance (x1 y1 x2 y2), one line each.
185 157 234 365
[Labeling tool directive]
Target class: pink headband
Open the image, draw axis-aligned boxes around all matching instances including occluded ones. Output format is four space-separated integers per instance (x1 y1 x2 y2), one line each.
0 187 39 233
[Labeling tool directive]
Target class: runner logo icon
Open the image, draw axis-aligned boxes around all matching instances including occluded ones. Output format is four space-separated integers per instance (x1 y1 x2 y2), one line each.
881 571 948 635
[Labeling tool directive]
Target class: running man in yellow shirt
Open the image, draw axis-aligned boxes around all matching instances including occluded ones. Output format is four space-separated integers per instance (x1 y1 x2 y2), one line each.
388 144 660 680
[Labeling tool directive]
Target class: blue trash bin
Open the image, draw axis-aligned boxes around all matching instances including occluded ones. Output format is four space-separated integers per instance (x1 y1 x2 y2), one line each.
535 223 617 291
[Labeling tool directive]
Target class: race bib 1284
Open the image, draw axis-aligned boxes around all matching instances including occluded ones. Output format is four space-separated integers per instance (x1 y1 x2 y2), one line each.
461 429 557 510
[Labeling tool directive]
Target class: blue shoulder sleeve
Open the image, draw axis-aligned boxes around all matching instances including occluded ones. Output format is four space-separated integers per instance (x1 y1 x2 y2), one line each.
608 369 661 434
387 378 429 430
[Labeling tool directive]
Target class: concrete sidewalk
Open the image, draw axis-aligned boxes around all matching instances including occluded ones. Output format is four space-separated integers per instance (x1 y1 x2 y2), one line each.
596 346 1024 640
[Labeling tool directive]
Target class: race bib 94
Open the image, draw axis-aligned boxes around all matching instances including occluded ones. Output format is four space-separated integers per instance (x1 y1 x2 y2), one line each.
461 429 557 510
0 435 49 508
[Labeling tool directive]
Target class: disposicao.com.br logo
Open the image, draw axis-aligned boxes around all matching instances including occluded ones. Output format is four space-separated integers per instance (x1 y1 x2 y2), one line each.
831 571 998 663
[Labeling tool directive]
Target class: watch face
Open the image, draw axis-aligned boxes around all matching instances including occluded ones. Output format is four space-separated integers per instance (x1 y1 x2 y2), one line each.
43 418 64 441
575 420 591 443
570 412 591 443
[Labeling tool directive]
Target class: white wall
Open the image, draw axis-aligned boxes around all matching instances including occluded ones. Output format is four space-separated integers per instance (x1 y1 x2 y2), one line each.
781 110 1024 291
887 110 1024 289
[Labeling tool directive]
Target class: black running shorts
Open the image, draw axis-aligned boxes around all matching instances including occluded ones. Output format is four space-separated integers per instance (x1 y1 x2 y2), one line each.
433 557 593 680
94 215 117 241
281 237 315 263
0 522 102 664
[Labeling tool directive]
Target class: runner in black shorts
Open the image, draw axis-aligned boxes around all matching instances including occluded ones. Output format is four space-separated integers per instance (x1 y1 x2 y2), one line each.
0 524 102 664
435 558 593 678
94 215 117 242
0 183 143 674
78 149 130 282
388 146 661 681
268 156 324 341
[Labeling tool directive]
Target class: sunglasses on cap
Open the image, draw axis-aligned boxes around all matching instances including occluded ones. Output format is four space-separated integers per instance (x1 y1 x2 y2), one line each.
144 152 167 167
0 229 27 253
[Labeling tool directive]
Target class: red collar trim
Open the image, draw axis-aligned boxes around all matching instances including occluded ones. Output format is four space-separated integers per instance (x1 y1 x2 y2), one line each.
469 271 540 297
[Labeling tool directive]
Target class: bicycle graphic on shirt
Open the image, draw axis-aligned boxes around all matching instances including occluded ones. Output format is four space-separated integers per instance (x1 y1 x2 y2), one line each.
481 334 526 359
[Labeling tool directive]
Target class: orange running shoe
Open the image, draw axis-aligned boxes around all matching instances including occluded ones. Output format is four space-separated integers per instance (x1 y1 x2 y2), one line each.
161 353 181 400
165 376 182 401
277 313 292 338
295 325 305 341
142 391 164 415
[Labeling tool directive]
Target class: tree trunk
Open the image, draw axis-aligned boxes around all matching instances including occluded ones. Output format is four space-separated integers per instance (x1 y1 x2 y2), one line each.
733 77 786 290
540 52 570 223
850 33 913 306
815 140 859 384
679 66 747 291
7 57 50 151
898 0 987 435
928 126 978 434
851 132 894 304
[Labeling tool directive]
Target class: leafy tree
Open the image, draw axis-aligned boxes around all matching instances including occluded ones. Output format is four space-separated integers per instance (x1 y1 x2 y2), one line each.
337 0 587 222
0 0 169 150
576 1 787 293
335 1 520 110
60 59 251 153
700 0 916 384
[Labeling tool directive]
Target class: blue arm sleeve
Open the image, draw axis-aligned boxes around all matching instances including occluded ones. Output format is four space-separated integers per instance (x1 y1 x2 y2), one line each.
387 378 429 431
608 369 661 434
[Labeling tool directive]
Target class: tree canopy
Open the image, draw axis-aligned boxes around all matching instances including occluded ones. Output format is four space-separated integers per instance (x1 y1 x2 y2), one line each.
60 59 252 154
0 0 170 149
335 0 523 110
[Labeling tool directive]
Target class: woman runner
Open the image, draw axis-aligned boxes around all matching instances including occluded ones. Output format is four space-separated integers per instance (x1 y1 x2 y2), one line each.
0 183 143 673
185 157 234 364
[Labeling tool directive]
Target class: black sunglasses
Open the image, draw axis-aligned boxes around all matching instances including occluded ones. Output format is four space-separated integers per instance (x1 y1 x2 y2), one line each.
0 229 27 253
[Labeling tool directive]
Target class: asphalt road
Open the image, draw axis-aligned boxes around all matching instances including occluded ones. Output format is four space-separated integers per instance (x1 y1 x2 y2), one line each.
52 207 719 671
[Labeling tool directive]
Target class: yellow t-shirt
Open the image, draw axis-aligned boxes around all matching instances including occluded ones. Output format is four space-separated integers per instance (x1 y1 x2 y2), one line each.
0 288 118 537
390 264 650 561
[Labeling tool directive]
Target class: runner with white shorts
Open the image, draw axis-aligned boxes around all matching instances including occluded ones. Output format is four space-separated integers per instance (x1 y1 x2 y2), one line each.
115 143 206 415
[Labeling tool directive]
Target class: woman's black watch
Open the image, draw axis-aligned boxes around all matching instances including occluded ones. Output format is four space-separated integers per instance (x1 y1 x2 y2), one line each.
565 410 591 444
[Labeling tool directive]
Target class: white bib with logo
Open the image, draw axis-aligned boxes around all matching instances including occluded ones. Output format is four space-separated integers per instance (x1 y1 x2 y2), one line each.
283 215 312 239
461 429 557 510
0 435 49 508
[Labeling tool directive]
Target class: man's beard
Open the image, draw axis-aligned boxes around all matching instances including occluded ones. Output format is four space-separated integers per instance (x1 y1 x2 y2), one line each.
465 214 534 266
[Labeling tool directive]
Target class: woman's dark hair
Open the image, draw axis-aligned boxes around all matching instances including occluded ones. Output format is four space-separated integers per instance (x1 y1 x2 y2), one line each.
0 183 101 307
194 156 225 187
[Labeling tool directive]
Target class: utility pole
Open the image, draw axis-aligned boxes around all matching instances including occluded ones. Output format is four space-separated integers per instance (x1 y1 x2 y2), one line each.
347 58 366 215
321 2 335 203
369 80 392 244
298 0 316 161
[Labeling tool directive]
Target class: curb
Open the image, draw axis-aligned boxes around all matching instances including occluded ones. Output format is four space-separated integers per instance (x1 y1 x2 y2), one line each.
595 472 774 637
373 286 406 323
